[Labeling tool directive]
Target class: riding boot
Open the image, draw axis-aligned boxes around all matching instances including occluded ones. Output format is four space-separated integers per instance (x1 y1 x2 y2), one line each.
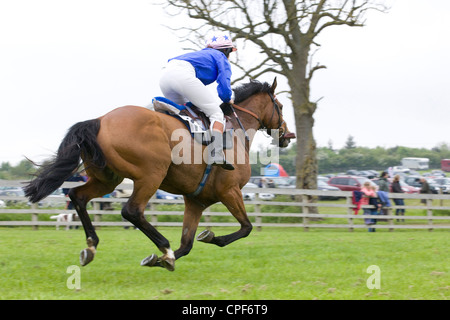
209 131 234 170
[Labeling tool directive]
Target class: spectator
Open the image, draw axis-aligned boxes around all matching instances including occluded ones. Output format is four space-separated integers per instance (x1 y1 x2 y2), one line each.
391 174 405 222
258 178 266 188
368 185 382 232
377 171 390 218
378 171 390 192
419 177 432 204
361 182 380 232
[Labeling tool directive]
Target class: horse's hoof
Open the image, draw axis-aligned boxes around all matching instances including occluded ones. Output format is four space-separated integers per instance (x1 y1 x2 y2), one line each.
160 257 175 272
80 248 95 266
141 254 158 267
197 229 215 243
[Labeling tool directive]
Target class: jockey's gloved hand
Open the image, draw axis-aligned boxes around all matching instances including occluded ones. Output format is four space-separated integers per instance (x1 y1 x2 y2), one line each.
220 102 233 116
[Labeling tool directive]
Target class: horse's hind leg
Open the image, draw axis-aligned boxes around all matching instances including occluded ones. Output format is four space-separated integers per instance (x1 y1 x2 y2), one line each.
121 179 175 271
69 175 121 266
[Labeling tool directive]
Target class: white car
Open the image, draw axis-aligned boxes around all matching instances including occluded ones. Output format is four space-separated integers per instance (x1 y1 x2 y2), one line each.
0 199 5 208
392 166 410 174
258 192 275 201
242 182 257 201
242 182 275 201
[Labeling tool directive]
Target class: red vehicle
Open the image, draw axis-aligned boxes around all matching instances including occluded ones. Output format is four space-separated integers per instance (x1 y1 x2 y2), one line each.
371 178 419 194
328 176 376 191
441 159 450 172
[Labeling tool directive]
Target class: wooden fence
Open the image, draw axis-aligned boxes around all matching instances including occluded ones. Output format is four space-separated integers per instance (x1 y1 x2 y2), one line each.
1 180 450 231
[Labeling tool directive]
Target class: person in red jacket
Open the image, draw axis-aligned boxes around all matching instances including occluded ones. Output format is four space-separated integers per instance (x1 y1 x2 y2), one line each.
361 182 381 232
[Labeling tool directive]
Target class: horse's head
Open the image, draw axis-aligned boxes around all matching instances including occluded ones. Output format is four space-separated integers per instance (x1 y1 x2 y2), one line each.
259 77 296 148
232 78 296 148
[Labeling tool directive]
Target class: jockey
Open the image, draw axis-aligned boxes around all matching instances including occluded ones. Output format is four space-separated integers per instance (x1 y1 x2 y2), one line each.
159 33 237 170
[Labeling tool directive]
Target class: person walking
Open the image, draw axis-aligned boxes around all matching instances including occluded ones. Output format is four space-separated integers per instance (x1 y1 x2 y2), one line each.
419 177 432 204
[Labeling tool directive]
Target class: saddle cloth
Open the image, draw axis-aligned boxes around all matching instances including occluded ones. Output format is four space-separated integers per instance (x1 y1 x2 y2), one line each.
149 96 233 149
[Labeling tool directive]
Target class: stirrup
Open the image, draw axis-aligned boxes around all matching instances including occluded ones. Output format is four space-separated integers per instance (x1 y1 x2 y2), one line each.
219 161 235 171
211 154 235 170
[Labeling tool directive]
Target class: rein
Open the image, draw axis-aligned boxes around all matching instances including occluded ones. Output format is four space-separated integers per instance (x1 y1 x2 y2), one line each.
231 92 286 141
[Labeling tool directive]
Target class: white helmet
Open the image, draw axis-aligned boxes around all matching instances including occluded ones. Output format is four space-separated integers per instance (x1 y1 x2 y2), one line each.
205 33 237 51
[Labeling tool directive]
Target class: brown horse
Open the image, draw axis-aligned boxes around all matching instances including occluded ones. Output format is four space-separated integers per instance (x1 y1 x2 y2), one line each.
24 78 295 271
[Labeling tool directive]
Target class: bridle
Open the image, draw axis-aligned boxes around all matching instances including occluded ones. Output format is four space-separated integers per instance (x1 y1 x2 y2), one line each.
231 91 287 141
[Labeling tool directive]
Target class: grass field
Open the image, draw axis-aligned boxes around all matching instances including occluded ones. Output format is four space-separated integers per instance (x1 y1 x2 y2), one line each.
0 227 448 300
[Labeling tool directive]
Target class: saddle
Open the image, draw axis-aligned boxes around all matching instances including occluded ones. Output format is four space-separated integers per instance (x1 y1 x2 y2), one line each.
150 96 233 149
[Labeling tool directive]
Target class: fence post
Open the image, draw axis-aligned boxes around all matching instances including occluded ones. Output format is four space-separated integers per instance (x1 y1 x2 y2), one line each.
31 203 39 231
149 202 158 228
387 207 394 232
203 206 211 230
254 203 262 231
93 201 101 230
302 196 309 232
426 197 433 232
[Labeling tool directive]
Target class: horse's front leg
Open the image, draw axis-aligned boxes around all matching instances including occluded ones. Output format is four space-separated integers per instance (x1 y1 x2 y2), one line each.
174 197 205 260
197 187 253 247
121 179 176 271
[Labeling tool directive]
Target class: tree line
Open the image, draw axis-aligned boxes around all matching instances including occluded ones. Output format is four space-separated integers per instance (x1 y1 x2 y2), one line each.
3 140 450 180
251 141 450 176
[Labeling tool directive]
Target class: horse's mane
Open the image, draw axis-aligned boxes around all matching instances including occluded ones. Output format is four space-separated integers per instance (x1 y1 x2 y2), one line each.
233 80 272 104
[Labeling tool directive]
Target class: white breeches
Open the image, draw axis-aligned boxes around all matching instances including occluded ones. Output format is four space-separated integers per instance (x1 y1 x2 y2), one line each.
159 59 225 129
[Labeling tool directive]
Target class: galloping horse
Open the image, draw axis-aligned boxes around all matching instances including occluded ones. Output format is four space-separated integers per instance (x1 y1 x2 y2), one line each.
24 78 295 271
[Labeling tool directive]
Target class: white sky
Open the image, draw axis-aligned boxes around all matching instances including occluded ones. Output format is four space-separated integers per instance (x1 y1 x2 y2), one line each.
0 0 449 165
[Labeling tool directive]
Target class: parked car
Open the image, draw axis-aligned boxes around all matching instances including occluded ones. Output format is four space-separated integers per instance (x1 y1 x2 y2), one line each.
371 178 419 194
358 170 377 179
156 189 183 200
403 176 422 188
317 180 340 200
38 188 66 207
346 170 361 176
0 199 5 208
429 178 450 194
242 182 257 201
0 187 26 205
403 176 440 194
345 170 377 179
242 182 275 201
248 176 293 188
258 192 275 201
328 175 377 191
392 166 410 174
0 187 24 197
431 170 446 177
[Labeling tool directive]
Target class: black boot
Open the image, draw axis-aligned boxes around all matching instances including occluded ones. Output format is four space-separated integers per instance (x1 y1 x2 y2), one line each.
209 131 234 170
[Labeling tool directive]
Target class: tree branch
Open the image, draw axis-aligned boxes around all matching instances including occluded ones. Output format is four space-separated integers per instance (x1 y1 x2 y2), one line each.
162 0 388 90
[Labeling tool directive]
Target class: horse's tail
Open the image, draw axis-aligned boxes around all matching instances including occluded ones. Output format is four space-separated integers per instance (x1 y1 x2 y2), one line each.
24 118 106 203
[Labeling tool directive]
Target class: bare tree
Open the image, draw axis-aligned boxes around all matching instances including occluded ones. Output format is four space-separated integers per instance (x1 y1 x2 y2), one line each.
162 0 388 192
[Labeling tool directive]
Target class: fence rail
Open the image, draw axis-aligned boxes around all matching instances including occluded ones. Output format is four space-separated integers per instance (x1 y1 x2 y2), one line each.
1 180 450 231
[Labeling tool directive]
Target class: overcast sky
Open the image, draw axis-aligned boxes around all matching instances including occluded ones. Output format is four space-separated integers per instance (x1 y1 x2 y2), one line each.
1 0 449 166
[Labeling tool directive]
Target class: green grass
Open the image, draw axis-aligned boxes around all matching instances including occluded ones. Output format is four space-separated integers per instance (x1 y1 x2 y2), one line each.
0 227 448 300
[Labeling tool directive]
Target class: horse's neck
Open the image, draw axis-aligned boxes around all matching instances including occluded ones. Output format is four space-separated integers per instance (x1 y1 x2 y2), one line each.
234 103 262 149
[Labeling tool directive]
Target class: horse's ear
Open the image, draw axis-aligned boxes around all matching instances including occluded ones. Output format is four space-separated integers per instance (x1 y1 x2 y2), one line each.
271 77 277 93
